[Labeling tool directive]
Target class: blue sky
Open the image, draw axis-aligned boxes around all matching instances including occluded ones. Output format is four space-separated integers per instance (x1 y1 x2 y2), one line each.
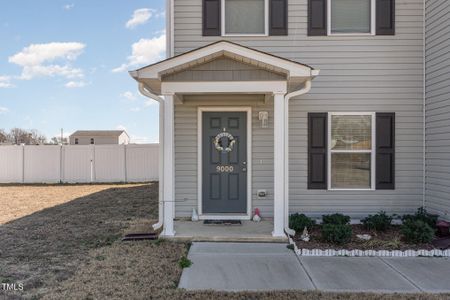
0 0 166 143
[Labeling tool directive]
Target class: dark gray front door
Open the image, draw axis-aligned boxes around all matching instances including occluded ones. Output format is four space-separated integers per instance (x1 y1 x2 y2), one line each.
202 112 247 214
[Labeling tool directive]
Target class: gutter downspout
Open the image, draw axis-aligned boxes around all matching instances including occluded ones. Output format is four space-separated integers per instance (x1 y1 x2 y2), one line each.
283 79 313 236
138 82 166 231
422 0 426 209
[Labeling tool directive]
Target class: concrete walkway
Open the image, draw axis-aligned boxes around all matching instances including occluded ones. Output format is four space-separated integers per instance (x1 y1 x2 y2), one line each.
179 242 450 293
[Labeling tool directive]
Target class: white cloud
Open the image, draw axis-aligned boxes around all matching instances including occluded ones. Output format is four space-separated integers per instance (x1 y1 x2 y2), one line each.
116 125 127 131
112 34 165 73
126 8 155 29
0 106 9 114
0 76 14 88
144 99 157 107
65 81 86 88
130 107 141 112
120 91 137 101
63 3 75 10
9 42 86 80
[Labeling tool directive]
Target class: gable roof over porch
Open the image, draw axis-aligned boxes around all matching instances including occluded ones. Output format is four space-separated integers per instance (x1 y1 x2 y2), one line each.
129 40 319 95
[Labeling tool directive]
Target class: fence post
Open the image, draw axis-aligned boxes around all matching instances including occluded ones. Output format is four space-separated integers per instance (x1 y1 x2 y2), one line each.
124 144 128 183
59 145 63 183
21 144 25 183
90 145 95 183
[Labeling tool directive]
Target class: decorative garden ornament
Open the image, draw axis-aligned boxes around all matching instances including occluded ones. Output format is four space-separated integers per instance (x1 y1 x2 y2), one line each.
253 208 261 222
301 227 310 242
191 208 199 222
356 234 372 241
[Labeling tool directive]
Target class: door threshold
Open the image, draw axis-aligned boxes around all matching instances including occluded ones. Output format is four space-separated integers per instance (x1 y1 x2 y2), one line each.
199 214 250 220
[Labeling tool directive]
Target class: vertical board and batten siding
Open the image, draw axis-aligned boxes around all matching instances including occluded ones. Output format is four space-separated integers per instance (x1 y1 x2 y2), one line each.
173 0 425 218
174 98 275 217
425 0 450 220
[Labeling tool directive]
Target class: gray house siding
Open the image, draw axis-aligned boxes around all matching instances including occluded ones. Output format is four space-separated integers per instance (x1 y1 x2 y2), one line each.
163 57 285 82
425 0 450 220
173 0 425 218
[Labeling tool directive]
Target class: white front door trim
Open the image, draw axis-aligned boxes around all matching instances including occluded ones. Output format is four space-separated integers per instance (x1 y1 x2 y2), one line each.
197 106 252 220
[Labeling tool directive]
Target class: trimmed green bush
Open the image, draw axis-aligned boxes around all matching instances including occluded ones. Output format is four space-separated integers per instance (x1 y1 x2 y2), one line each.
401 207 438 229
361 211 393 232
322 213 351 225
401 220 434 244
321 224 352 244
289 213 315 232
179 256 192 268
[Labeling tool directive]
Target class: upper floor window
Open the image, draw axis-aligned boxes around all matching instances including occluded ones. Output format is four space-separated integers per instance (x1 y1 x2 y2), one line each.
308 0 395 36
203 0 287 36
329 0 375 35
90 138 94 144
222 0 268 36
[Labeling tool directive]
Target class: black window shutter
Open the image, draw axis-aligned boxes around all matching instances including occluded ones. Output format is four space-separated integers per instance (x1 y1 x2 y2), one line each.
203 0 221 36
376 0 395 35
308 0 327 36
308 113 328 189
376 113 395 189
270 0 288 35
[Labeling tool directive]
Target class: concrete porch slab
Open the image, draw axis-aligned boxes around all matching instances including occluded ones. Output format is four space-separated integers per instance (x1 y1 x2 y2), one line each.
381 257 450 293
172 220 287 242
299 257 420 293
179 242 315 291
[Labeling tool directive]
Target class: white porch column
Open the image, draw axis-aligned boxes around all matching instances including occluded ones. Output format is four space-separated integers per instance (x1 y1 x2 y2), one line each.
273 92 286 237
162 93 175 236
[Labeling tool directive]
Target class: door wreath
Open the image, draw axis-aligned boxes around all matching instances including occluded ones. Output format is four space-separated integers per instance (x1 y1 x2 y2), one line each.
213 131 236 153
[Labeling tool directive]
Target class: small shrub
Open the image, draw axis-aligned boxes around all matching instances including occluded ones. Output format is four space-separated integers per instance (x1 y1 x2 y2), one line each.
289 213 315 232
401 207 438 229
361 211 393 232
321 224 352 244
322 213 351 225
178 256 192 268
401 220 434 244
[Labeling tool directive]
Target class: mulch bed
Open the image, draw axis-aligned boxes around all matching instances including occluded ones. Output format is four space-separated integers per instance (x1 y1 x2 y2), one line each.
294 225 436 251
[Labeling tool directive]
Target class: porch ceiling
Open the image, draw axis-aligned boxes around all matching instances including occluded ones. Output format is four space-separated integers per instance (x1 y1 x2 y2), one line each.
130 40 319 95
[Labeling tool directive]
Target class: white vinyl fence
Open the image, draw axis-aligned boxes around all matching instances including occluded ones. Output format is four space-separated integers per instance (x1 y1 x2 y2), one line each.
0 144 159 183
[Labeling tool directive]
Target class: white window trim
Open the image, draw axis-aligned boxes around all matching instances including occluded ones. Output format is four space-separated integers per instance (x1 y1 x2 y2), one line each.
221 0 269 37
327 0 376 36
327 112 376 191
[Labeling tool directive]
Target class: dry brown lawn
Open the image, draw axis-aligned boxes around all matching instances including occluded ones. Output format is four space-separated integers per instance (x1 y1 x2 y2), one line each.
0 183 448 300
0 184 148 225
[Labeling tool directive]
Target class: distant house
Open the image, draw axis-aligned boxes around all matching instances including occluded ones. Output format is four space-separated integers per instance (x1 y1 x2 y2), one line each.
69 130 130 145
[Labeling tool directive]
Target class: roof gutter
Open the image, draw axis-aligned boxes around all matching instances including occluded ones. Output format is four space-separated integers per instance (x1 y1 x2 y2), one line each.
283 78 314 236
138 83 165 231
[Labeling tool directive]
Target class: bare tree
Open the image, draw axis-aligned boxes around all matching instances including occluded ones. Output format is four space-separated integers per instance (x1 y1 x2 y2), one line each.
6 128 47 145
30 129 47 144
0 129 7 143
50 136 68 145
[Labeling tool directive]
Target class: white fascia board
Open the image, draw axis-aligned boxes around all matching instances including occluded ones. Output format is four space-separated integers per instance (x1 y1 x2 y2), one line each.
161 81 287 94
137 42 313 79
